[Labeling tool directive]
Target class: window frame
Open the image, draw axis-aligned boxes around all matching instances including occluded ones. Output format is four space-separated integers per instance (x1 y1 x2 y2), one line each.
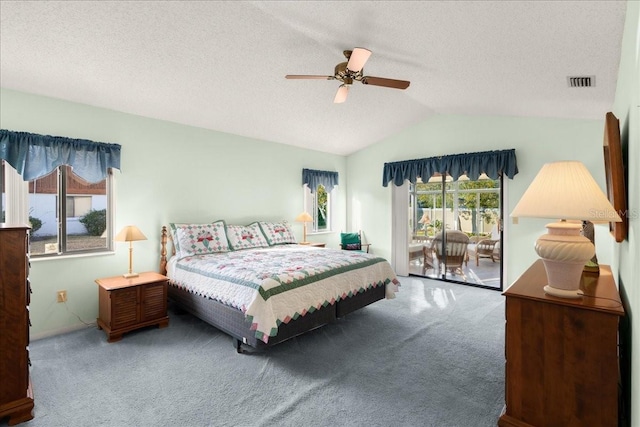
4 163 115 258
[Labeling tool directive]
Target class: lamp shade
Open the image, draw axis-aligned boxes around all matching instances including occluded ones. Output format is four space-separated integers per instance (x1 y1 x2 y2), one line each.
295 212 313 223
510 161 622 223
334 84 349 104
115 225 146 278
295 212 313 245
115 225 147 242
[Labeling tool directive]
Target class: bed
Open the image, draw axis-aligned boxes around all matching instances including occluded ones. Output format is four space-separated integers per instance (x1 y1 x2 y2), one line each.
159 223 400 352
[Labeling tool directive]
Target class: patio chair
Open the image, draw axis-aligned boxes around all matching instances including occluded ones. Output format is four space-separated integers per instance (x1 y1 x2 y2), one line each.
475 239 499 265
433 230 469 277
409 235 429 263
422 238 436 274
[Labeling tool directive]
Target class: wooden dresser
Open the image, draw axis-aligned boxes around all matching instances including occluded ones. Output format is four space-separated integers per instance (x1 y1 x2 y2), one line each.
0 225 34 425
499 260 624 427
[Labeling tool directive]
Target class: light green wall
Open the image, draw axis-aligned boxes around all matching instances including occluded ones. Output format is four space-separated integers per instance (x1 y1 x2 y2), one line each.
0 88 347 338
346 114 614 285
612 1 639 425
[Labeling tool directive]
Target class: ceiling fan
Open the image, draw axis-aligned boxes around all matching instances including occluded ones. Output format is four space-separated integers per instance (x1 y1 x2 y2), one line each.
285 47 410 103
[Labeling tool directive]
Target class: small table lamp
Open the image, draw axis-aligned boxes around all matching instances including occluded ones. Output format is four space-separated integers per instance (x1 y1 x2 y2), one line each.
115 225 147 278
510 161 622 298
295 212 313 244
418 212 431 232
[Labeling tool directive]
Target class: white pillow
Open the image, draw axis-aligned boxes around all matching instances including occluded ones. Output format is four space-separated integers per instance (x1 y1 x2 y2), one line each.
169 221 229 258
258 221 297 246
226 223 269 250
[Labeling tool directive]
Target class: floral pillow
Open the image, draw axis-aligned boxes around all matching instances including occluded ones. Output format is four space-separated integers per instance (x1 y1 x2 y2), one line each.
226 223 269 250
170 221 229 258
258 221 297 246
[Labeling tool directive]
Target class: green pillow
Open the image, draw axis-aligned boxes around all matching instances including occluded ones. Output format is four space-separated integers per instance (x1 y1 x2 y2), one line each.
340 233 361 250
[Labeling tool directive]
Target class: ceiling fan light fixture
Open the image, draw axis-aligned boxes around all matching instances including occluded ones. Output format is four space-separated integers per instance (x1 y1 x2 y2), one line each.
285 47 410 103
334 84 349 104
346 47 372 72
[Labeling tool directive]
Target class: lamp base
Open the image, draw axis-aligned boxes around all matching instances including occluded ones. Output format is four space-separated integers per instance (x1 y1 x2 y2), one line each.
123 272 139 278
543 285 582 299
535 221 595 299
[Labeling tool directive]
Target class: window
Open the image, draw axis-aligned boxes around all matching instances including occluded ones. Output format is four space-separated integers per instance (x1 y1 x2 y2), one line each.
408 174 503 289
1 129 120 256
410 174 500 238
27 165 113 256
301 168 338 233
29 165 112 256
66 196 92 218
303 184 332 233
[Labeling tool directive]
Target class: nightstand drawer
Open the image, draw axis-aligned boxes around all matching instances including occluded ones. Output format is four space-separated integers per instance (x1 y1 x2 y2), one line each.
141 281 168 322
111 287 139 329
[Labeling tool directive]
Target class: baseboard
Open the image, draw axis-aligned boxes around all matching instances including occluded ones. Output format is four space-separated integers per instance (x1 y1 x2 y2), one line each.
31 322 96 341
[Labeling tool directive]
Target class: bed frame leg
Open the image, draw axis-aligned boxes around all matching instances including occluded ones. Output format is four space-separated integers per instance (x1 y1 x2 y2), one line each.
233 338 243 354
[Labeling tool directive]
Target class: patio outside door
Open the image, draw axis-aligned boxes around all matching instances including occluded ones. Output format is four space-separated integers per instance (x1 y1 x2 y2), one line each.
408 174 503 290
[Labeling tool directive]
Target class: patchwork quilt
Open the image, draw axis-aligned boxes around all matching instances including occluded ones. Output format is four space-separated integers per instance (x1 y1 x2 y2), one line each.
167 246 399 343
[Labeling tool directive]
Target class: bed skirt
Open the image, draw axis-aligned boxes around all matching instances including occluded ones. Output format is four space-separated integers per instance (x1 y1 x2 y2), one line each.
167 281 386 350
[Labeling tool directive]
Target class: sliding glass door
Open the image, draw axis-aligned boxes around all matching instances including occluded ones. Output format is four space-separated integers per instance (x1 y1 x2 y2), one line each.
408 174 503 290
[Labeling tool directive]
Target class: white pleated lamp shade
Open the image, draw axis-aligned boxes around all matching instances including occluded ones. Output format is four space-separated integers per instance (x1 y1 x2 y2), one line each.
510 161 621 223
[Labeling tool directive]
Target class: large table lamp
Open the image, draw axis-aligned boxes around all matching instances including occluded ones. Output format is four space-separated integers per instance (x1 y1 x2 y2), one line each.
510 161 622 298
295 212 313 245
115 225 147 278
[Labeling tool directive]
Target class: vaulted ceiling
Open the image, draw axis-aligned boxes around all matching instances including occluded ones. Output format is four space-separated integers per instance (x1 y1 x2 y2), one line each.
0 1 628 155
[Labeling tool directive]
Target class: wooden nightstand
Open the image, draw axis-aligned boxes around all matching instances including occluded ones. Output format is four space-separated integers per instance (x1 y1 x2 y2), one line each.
309 242 326 248
95 272 169 342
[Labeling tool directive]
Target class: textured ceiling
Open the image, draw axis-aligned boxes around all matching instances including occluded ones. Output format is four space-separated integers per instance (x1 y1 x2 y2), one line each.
0 1 628 155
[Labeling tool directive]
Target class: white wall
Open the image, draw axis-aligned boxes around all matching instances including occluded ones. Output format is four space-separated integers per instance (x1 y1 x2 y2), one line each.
0 88 347 338
346 114 614 286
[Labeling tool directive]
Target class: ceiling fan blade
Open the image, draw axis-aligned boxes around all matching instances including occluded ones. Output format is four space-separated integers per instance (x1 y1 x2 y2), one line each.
346 47 372 72
334 85 349 103
285 75 334 80
362 76 410 90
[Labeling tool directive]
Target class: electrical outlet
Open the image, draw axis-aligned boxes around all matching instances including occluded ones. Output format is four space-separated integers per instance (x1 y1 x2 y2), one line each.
57 290 67 303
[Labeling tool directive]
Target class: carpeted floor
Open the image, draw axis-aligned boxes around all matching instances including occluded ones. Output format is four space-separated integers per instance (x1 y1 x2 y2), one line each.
3 276 506 427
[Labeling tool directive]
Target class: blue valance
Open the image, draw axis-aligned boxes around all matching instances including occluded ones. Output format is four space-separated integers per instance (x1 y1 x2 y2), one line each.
382 149 518 187
0 129 121 183
302 168 339 193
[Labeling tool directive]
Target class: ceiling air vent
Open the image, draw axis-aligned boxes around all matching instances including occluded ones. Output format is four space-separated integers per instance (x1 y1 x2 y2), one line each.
567 76 595 87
